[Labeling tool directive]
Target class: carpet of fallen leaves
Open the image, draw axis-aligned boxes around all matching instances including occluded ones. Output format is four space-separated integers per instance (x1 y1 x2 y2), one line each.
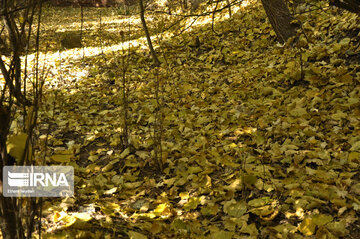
28 1 360 238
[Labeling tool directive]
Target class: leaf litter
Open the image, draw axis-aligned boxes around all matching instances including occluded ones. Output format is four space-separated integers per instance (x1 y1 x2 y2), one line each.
32 1 360 238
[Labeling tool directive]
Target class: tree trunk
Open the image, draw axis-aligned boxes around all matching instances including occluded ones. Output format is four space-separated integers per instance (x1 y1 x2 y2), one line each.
139 0 160 67
261 0 297 43
0 138 25 239
0 0 40 237
329 0 360 14
0 196 24 239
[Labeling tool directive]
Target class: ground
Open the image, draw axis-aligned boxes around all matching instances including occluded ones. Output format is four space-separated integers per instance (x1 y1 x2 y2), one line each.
8 1 360 238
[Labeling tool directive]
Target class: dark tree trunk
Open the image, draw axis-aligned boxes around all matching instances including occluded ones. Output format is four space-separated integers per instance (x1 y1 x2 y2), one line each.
0 0 41 237
139 0 160 66
261 0 297 43
0 138 25 239
330 0 360 14
0 195 24 239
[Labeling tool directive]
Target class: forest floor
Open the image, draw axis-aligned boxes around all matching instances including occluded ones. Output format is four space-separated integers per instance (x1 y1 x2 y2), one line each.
24 1 360 238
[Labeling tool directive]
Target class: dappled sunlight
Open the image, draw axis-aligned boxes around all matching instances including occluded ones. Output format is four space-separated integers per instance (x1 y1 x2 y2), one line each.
191 0 254 28
55 16 142 32
233 0 252 12
58 38 141 59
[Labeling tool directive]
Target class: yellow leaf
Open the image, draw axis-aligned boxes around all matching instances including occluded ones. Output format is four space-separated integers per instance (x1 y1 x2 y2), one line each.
136 151 149 159
120 148 131 159
53 211 61 222
73 212 92 221
326 220 348 236
339 38 350 46
250 205 274 217
183 197 200 211
211 231 233 239
312 214 333 226
350 141 360 151
61 215 77 228
240 223 258 236
71 213 93 229
201 203 218 216
243 174 258 186
154 203 170 214
149 222 162 234
51 154 72 163
101 203 120 216
123 181 142 189
179 192 189 200
223 200 247 217
127 231 147 239
248 198 269 207
102 162 113 172
88 155 98 162
104 187 117 195
7 133 29 162
350 182 360 195
289 106 307 117
331 111 347 121
299 218 316 236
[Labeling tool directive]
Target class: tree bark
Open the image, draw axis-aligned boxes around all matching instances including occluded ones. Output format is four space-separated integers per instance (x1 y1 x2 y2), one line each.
0 138 25 239
139 0 160 67
0 0 40 238
261 0 297 43
330 0 360 14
